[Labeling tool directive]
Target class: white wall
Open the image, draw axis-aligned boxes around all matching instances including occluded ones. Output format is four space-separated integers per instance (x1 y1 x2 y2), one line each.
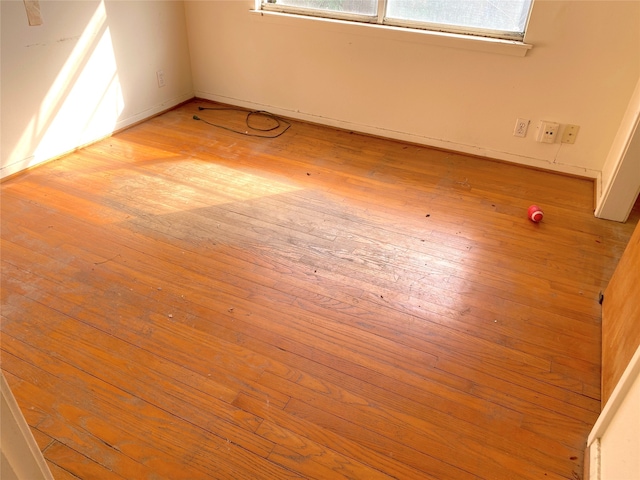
1 0 194 179
596 77 640 222
588 345 640 480
184 0 640 178
2 1 637 188
600 366 640 480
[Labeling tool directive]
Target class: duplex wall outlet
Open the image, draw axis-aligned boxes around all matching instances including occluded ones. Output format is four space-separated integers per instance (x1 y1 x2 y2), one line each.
536 121 559 144
156 70 165 88
513 118 529 137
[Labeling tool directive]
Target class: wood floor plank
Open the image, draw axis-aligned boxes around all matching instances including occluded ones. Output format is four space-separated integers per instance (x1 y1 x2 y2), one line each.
1 311 272 456
46 461 83 480
2 99 637 480
256 369 578 479
1 351 298 480
3 363 217 480
258 421 397 480
43 441 129 480
11 189 596 400
31 427 55 452
233 392 437 480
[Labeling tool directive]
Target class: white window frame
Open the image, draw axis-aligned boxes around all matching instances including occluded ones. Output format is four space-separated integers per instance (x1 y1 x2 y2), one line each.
258 0 533 42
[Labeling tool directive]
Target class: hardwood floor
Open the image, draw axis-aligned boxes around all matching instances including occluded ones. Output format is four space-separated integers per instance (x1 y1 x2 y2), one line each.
2 100 638 480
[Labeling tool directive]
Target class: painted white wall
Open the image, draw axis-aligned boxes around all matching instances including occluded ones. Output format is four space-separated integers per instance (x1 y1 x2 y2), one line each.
588 345 640 480
0 0 194 179
600 366 640 480
596 77 640 223
184 0 640 178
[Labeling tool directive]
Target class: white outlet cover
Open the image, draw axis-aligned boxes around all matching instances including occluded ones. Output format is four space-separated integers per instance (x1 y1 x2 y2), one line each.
561 124 580 144
537 121 559 143
156 70 165 88
513 118 529 138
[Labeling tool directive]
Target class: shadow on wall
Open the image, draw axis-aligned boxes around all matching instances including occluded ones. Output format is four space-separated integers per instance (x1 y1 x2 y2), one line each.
1 0 124 178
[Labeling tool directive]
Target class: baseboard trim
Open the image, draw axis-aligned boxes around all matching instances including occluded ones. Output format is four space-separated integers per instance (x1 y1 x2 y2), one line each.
193 92 600 180
588 344 640 443
585 438 600 480
1 372 54 480
1 94 195 183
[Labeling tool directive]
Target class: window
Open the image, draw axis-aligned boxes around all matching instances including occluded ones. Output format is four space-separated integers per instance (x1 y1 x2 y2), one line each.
261 0 533 41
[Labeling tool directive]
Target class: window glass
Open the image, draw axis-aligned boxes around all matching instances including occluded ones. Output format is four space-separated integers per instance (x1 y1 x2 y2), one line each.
262 0 533 40
271 0 377 16
385 0 531 34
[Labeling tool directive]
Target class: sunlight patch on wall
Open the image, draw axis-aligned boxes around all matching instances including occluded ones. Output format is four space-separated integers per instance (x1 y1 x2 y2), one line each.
8 1 124 172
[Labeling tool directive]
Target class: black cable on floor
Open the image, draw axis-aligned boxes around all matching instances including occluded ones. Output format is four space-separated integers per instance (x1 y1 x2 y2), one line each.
192 106 291 138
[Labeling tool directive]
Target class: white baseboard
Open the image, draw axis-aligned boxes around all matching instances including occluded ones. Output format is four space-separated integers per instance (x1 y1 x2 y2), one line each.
194 91 600 179
1 91 195 181
114 92 194 131
589 345 640 444
587 438 601 480
1 373 54 480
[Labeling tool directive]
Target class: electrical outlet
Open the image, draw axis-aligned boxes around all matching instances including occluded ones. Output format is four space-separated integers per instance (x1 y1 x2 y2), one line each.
536 121 559 143
561 124 580 144
156 70 165 88
513 118 529 138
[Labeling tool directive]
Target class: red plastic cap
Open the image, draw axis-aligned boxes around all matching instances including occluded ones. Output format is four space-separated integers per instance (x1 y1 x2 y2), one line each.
528 205 544 223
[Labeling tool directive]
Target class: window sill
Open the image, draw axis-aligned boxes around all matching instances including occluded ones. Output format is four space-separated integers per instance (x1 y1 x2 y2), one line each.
249 9 532 57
